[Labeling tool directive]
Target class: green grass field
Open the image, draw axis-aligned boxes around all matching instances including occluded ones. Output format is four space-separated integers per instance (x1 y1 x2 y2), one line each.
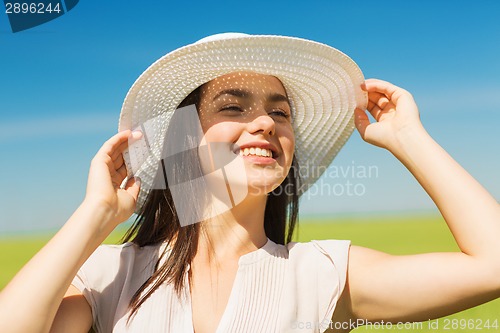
1 214 499 332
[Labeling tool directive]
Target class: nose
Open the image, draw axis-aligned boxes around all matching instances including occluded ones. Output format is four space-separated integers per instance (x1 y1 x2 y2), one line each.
247 113 276 136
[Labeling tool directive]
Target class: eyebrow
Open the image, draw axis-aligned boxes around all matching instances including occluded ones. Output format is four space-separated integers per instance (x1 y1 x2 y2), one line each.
213 88 290 105
267 92 289 104
213 89 250 101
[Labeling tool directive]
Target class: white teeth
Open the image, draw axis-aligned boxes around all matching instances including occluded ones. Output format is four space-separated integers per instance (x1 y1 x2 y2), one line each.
240 147 273 157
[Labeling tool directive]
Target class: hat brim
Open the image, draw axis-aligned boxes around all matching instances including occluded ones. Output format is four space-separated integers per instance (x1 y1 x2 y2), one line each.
119 34 368 211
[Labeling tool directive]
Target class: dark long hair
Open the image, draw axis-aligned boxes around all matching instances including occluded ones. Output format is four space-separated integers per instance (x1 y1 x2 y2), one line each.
122 84 301 320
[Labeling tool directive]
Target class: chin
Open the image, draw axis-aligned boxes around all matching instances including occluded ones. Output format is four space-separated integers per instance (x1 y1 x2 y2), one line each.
246 179 284 196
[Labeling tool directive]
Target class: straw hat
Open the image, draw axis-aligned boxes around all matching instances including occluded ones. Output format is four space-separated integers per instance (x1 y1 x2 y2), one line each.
119 33 367 211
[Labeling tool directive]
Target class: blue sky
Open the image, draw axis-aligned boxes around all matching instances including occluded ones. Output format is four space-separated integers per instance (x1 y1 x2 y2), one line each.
0 1 499 233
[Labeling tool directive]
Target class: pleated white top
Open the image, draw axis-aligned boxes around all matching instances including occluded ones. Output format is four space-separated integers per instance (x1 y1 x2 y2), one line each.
72 238 350 333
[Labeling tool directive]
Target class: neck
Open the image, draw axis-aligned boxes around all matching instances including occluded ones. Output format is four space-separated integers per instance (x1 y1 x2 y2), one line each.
195 194 269 265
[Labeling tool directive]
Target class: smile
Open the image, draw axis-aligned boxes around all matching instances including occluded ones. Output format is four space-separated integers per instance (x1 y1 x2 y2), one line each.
239 147 273 158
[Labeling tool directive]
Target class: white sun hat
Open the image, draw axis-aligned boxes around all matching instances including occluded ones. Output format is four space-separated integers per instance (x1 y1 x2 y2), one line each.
118 32 368 211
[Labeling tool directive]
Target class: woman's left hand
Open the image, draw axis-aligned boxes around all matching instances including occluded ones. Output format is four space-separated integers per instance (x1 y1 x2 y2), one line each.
354 78 425 152
344 79 500 325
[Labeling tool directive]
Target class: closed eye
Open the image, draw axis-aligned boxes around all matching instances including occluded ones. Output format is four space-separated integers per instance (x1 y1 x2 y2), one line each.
220 104 243 112
269 109 290 119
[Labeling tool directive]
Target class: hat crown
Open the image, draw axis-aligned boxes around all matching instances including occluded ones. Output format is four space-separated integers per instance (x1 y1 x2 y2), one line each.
194 32 249 44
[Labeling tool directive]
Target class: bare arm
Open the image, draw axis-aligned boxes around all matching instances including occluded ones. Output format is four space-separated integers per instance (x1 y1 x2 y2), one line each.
49 286 93 333
339 79 500 323
0 130 141 333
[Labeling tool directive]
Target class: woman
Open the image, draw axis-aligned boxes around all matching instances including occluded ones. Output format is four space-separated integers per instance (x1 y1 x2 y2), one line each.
1 33 499 333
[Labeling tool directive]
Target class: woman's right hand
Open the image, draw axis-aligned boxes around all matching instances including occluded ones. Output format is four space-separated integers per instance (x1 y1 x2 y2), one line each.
84 130 142 227
0 129 143 333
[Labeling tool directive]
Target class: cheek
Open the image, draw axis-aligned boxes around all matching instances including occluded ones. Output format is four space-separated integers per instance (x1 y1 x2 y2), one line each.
279 126 295 158
203 121 242 143
199 122 243 175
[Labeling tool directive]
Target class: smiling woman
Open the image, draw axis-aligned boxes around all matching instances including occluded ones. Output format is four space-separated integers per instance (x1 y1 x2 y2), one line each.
0 33 499 333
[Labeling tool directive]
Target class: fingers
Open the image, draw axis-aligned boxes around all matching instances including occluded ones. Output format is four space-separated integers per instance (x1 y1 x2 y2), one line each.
124 176 141 201
111 131 143 161
354 108 370 139
98 130 142 160
364 79 399 97
113 153 125 170
367 92 393 121
92 130 143 188
363 79 412 106
97 130 131 158
95 130 142 171
116 163 128 179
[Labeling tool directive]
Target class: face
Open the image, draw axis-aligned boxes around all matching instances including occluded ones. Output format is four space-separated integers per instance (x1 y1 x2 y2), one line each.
197 71 295 197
